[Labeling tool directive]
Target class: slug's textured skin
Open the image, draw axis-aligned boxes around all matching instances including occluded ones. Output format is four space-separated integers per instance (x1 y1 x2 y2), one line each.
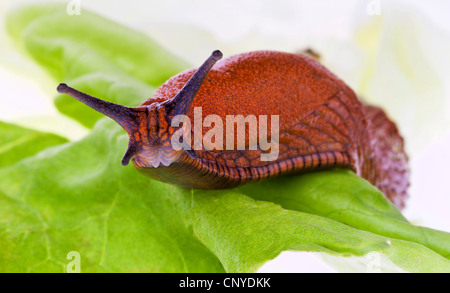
58 50 409 208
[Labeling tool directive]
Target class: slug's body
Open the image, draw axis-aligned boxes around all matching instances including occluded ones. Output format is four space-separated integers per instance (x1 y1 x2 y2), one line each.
58 50 409 208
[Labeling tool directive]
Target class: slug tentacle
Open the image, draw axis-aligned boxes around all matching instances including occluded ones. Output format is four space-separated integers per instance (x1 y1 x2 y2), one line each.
164 50 223 117
57 82 150 166
56 83 145 135
122 141 140 166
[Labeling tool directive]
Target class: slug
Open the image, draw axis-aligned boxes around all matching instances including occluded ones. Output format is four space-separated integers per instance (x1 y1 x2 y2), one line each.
57 50 409 208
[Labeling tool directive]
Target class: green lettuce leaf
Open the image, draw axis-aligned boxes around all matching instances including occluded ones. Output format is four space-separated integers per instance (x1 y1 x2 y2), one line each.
0 121 68 167
6 4 189 128
239 172 450 260
2 4 450 273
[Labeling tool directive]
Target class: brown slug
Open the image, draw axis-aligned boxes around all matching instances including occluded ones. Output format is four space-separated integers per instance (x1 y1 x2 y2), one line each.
57 50 409 208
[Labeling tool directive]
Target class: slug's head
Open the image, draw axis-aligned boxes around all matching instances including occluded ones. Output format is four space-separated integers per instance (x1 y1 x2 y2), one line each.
57 50 223 168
